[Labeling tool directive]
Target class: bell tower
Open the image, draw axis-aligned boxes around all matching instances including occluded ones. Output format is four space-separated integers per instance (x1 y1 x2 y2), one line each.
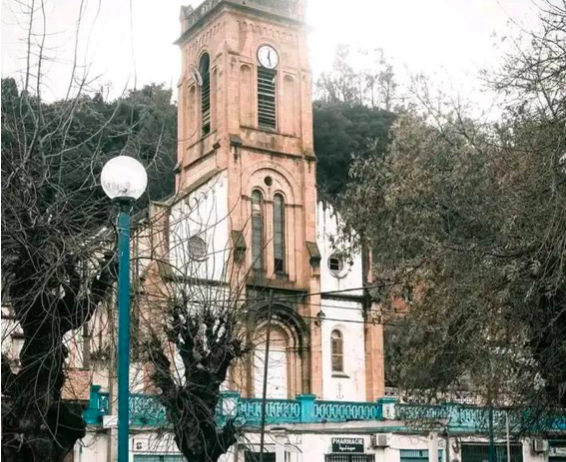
175 0 313 188
175 0 323 397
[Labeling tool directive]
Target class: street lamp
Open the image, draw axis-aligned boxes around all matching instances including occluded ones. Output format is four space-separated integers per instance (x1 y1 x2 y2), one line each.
101 156 147 462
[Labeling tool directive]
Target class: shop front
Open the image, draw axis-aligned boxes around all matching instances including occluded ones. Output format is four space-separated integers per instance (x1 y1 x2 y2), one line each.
324 438 375 462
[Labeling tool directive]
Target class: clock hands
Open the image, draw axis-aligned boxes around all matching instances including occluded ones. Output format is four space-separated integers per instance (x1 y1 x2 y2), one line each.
259 46 277 69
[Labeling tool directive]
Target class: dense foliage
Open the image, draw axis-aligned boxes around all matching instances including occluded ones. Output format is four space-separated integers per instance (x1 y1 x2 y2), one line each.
341 2 566 421
313 101 395 196
313 45 398 197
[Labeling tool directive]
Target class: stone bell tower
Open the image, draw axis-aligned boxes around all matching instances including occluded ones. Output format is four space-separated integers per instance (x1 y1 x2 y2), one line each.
175 0 313 193
175 0 325 398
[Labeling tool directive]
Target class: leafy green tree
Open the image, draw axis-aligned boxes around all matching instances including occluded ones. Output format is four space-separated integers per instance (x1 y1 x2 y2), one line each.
313 101 395 197
104 84 178 203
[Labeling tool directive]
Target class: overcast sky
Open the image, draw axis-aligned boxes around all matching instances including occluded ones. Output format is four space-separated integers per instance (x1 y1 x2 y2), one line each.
1 0 541 103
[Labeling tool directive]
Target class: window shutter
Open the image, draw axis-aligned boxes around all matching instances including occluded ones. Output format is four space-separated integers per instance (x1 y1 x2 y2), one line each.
258 68 277 129
200 54 211 135
273 194 285 273
251 191 264 272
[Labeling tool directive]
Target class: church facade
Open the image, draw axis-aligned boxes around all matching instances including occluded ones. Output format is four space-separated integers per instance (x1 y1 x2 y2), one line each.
76 1 389 459
163 0 385 403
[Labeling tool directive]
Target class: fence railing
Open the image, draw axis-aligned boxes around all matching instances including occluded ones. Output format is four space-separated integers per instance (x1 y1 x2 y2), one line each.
396 403 566 433
83 386 566 433
83 387 385 427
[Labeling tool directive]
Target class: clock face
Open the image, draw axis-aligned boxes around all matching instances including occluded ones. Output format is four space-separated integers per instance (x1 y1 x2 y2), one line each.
257 45 279 69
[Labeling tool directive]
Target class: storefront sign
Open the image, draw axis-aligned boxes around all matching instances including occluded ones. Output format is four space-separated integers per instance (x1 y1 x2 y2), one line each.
132 436 179 453
332 438 364 453
550 447 566 457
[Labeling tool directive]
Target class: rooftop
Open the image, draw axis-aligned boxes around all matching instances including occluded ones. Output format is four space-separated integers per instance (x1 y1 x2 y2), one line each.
177 0 306 44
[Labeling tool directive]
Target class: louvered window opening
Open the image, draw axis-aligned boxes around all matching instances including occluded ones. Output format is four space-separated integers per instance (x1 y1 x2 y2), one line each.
273 194 285 273
246 452 275 462
258 68 277 129
329 257 342 272
200 54 211 135
251 191 264 272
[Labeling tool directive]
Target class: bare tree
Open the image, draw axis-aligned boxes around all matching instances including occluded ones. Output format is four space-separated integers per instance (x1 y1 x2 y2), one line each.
130 180 259 462
1 77 118 459
1 1 176 460
316 44 398 110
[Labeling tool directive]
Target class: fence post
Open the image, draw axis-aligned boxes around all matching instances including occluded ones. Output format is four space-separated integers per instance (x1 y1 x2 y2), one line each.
219 391 241 423
297 394 317 423
84 385 102 424
377 396 397 420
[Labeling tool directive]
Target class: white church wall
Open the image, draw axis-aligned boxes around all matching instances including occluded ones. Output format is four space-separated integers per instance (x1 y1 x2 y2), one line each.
316 201 367 402
316 201 364 297
320 299 367 401
169 171 230 283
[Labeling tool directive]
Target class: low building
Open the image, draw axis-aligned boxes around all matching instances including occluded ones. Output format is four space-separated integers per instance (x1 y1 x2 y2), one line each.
78 387 566 462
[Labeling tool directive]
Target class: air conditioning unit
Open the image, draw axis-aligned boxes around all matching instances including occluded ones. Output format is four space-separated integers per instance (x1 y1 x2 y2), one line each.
532 439 549 453
371 434 389 448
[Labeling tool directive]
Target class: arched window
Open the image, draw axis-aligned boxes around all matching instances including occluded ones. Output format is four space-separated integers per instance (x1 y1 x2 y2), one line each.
240 65 253 126
254 326 289 399
273 194 285 273
282 75 297 135
199 53 211 135
331 330 344 373
251 190 264 272
258 67 277 130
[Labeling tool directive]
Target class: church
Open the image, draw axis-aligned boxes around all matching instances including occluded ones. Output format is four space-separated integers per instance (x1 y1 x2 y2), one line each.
63 0 565 461
166 0 385 404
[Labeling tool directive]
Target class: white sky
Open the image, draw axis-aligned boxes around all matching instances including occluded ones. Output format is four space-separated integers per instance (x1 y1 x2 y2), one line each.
1 0 540 103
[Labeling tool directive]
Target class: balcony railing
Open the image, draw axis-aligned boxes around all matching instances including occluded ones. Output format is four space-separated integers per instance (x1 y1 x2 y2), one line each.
83 385 566 433
396 403 566 434
84 388 385 427
314 400 383 422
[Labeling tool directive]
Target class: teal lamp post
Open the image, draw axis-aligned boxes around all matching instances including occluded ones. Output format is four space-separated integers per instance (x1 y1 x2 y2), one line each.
101 156 148 462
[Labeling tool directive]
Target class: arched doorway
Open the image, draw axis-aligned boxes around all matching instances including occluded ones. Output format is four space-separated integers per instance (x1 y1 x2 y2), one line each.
253 325 289 399
247 303 310 398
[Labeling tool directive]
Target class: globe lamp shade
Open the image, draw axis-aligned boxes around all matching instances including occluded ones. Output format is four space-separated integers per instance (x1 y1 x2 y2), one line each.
101 156 148 201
